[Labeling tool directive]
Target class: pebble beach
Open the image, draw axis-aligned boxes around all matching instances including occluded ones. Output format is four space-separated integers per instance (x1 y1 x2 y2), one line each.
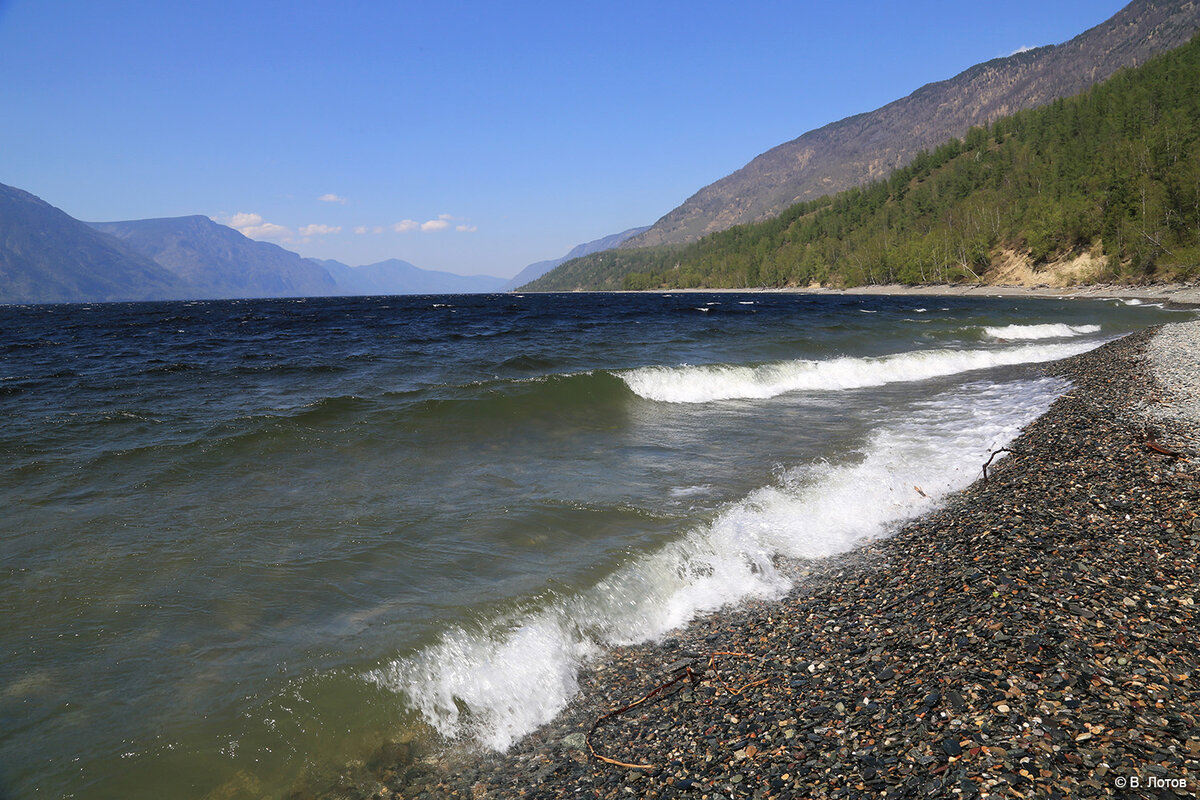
320 320 1200 800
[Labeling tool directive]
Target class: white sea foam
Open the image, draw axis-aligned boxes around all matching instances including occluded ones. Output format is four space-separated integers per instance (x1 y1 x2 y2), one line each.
670 484 712 498
368 377 1068 751
982 323 1101 340
618 342 1095 404
372 615 595 751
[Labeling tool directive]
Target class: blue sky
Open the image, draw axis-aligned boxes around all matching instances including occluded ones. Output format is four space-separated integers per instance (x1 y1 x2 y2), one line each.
0 0 1128 278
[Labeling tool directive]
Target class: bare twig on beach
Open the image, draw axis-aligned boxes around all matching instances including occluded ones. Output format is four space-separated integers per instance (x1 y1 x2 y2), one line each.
705 651 768 696
586 652 766 771
1146 438 1187 459
586 664 698 769
981 447 1018 483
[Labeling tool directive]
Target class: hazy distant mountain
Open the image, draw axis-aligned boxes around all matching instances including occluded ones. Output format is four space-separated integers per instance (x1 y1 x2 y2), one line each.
503 226 650 290
314 258 507 295
91 216 337 299
627 0 1200 248
0 183 506 302
0 182 188 304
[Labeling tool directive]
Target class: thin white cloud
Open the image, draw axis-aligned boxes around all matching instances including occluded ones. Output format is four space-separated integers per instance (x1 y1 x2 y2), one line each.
319 193 348 204
354 225 369 235
224 212 292 241
1008 45 1034 56
299 223 342 236
391 215 474 233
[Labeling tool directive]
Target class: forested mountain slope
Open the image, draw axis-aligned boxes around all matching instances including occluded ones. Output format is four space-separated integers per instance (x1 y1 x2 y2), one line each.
624 0 1200 249
529 34 1200 291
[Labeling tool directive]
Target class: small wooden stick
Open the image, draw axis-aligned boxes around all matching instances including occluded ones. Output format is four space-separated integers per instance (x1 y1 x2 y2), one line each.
981 447 1017 483
587 651 767 769
1146 439 1184 458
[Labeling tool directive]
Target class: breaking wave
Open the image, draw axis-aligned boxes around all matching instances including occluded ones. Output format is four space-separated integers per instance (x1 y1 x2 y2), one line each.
618 342 1095 403
982 323 1101 340
367 377 1069 751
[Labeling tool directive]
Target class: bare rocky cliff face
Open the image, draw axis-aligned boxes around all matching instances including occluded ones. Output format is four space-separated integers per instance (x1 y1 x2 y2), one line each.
626 0 1200 249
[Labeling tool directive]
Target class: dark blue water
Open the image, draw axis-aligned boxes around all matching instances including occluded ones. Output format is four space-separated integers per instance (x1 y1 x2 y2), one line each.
0 292 1187 798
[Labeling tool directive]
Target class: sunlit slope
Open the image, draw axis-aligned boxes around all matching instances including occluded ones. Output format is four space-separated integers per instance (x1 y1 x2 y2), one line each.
625 0 1200 248
529 33 1200 291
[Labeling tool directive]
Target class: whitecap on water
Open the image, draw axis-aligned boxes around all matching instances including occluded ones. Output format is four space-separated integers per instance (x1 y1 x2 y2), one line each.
669 484 712 498
617 341 1097 403
982 323 1101 340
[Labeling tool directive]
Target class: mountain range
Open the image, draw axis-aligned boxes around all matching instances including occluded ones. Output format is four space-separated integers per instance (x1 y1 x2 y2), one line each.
0 184 519 304
529 27 1200 291
502 226 649 290
0 183 189 303
621 0 1200 249
314 257 507 295
7 0 1199 302
91 216 338 299
0 181 649 303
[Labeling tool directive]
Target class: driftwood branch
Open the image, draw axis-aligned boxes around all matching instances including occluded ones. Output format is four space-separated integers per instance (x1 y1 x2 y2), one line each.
981 447 1018 483
705 651 767 696
586 651 765 770
1146 438 1186 459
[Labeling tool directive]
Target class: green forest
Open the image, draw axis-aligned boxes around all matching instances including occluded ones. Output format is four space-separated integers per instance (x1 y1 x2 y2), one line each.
527 34 1200 291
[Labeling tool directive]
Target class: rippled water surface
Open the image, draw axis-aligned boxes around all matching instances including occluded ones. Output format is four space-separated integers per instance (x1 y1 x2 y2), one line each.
0 292 1187 798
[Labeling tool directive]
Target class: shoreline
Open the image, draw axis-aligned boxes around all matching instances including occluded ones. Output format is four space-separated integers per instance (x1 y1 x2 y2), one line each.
656 282 1200 308
320 323 1199 800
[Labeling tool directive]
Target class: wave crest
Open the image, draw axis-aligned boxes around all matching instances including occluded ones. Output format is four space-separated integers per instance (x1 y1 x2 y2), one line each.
982 323 1101 340
618 342 1094 403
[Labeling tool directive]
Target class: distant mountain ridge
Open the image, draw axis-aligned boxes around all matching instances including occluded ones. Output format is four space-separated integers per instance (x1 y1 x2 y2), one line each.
625 0 1200 248
0 182 509 303
91 216 337 299
0 183 187 303
314 257 507 295
504 226 650 290
95 218 508 297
